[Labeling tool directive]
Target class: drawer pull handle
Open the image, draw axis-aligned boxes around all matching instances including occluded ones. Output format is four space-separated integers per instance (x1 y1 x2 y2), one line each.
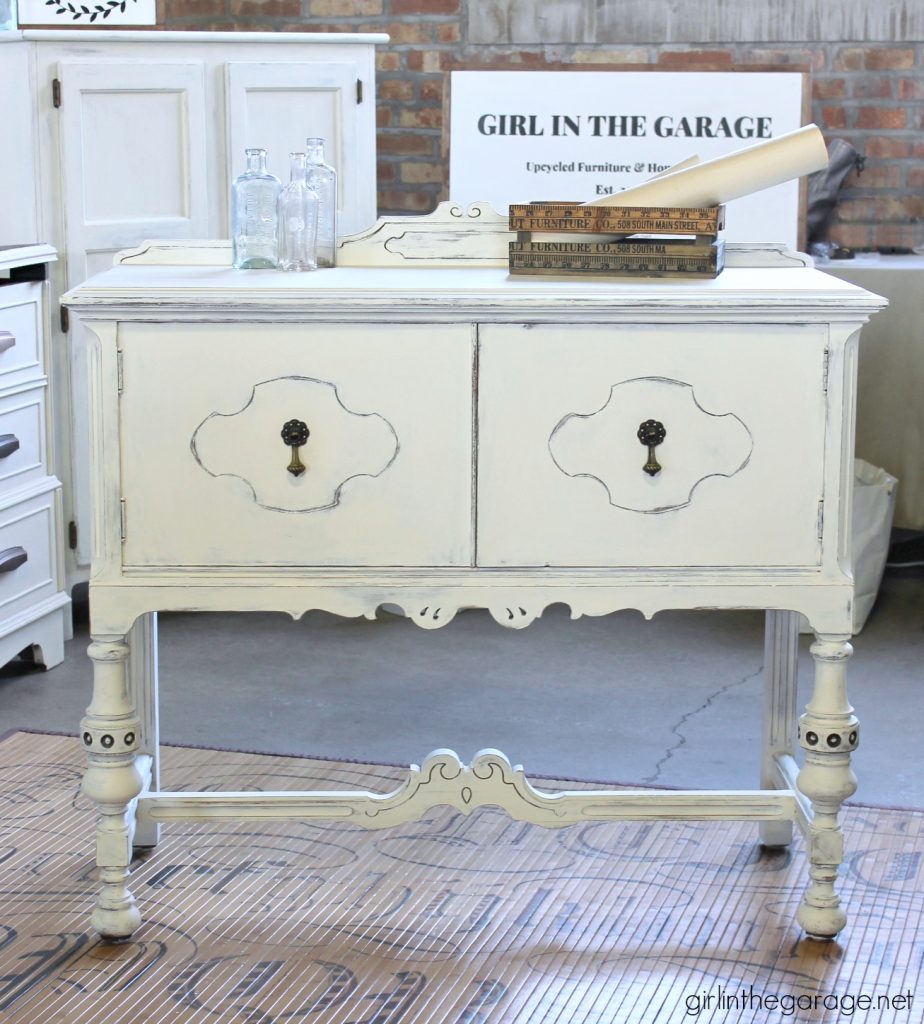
0 546 28 574
0 331 15 355
281 418 310 477
637 419 667 476
0 434 20 459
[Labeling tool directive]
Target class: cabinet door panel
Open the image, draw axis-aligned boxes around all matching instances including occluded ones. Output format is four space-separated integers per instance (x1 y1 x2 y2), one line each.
118 323 474 568
478 323 826 568
225 61 373 236
58 60 210 286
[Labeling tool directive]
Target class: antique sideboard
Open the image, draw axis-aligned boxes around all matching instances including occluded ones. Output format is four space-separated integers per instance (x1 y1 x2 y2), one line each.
64 205 886 943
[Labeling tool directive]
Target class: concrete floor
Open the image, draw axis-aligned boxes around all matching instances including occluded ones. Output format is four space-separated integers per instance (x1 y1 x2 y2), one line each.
1 566 922 807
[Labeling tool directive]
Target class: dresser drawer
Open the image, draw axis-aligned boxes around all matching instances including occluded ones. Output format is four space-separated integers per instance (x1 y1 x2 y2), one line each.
118 322 474 568
0 283 44 391
478 323 827 568
0 385 48 495
0 490 59 620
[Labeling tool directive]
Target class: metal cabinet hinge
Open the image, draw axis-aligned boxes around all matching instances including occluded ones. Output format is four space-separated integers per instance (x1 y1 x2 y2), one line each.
60 305 69 333
52 78 61 108
68 520 78 550
817 499 825 542
117 350 124 393
822 348 830 393
120 499 127 542
356 78 363 104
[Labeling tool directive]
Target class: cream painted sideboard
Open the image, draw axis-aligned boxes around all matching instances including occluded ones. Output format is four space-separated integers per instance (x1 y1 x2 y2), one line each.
0 28 385 581
64 208 886 944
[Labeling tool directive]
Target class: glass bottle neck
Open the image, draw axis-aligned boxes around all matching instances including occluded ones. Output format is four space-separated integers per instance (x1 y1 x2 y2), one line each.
306 139 327 164
246 149 268 174
288 152 308 183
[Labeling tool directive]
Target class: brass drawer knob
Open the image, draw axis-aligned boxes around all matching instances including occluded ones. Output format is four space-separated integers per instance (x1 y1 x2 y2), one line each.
637 419 667 476
280 419 310 477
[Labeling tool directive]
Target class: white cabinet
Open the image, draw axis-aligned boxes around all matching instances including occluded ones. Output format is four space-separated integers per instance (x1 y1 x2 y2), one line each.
0 29 385 581
0 246 69 670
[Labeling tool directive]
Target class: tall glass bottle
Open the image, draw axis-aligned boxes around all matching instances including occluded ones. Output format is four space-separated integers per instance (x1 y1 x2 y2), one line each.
277 153 319 272
231 147 281 269
305 137 337 268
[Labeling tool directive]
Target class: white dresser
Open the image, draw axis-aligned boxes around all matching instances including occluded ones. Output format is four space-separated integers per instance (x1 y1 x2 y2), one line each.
0 245 69 669
65 208 886 945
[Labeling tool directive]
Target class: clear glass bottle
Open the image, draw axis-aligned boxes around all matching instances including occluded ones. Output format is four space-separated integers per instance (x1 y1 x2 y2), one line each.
231 148 281 269
305 137 338 268
277 153 319 272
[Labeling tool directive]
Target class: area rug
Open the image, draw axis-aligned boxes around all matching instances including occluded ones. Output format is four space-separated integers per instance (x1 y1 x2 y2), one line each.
0 731 921 1023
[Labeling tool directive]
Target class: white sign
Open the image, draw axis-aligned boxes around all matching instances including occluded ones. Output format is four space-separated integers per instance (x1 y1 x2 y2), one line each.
18 0 156 26
450 70 807 247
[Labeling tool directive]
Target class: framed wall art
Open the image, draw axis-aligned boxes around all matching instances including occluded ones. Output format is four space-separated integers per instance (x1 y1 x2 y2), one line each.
18 0 156 26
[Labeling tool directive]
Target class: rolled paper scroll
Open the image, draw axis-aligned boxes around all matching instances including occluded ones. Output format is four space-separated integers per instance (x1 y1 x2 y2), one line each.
583 123 828 208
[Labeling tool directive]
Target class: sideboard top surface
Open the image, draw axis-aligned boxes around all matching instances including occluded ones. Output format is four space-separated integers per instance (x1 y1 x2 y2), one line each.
64 264 887 318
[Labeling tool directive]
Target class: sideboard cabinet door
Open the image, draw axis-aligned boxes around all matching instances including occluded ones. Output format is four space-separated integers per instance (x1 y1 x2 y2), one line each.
477 322 828 568
116 323 474 569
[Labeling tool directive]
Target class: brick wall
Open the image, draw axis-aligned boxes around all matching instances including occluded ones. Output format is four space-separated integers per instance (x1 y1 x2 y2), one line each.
157 0 924 250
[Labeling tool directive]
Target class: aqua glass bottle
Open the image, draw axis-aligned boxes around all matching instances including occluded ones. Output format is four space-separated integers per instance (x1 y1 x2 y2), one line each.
305 137 338 268
231 147 281 269
278 153 319 272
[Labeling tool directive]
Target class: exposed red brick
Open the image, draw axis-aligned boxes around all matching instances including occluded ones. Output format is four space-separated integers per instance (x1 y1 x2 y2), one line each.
377 107 392 128
377 133 436 155
913 143 924 160
400 161 443 184
855 107 907 130
377 188 437 213
865 137 910 159
376 161 397 181
379 79 414 102
571 48 650 65
898 78 924 101
309 0 383 14
745 47 824 71
407 49 442 73
436 22 461 43
837 198 878 223
852 76 892 99
373 22 433 44
820 106 847 129
163 0 227 17
812 78 846 100
857 164 902 189
864 48 915 70
657 50 734 68
420 79 444 103
458 50 546 68
908 167 924 190
376 52 402 71
399 107 443 129
393 0 459 12
829 223 873 249
230 0 301 16
833 48 864 72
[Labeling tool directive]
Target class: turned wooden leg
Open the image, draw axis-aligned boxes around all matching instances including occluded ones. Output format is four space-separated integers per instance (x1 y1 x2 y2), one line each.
796 635 858 940
760 609 799 847
81 637 145 940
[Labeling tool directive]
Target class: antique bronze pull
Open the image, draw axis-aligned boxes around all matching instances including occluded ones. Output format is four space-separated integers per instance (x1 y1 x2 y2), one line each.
637 419 666 476
281 419 310 477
